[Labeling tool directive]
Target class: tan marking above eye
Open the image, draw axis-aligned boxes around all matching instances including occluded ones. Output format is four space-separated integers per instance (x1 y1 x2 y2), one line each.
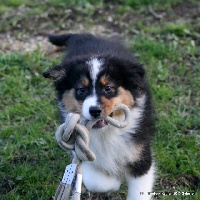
100 75 109 86
62 89 82 114
101 86 134 117
82 78 89 87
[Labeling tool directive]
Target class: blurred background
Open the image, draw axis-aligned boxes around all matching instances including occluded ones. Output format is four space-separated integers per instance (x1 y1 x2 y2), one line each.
0 0 199 199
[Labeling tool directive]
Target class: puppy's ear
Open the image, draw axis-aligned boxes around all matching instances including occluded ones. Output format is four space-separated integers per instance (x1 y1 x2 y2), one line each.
43 65 66 81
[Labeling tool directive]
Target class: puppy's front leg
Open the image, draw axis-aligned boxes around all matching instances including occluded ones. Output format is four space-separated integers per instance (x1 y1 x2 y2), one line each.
82 161 122 193
125 164 155 200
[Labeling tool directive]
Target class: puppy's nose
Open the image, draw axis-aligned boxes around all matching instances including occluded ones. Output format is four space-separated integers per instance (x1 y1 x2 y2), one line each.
89 106 101 118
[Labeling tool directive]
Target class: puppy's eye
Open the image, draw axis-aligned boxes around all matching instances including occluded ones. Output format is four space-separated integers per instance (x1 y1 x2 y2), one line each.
76 87 87 96
104 85 115 95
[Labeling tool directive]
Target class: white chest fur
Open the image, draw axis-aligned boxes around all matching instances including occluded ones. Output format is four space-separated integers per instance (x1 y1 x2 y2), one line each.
89 126 132 176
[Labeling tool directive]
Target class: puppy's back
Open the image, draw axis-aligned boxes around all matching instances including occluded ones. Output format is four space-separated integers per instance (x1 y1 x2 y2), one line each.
49 33 134 61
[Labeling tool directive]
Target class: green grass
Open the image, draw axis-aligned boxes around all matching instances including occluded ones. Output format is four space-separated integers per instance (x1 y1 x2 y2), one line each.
0 0 30 7
0 52 70 199
124 0 182 7
0 0 200 199
0 0 186 15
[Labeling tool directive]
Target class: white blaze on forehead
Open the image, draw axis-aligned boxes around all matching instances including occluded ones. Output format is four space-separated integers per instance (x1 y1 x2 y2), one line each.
84 58 103 120
87 58 103 86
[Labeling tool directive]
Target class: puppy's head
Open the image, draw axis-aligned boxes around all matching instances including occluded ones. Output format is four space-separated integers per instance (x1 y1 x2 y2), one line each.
43 55 145 129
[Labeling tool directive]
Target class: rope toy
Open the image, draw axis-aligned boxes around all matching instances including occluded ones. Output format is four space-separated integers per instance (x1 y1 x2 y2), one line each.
54 104 131 200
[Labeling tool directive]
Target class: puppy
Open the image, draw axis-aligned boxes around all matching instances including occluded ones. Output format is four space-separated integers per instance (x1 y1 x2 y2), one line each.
43 33 155 200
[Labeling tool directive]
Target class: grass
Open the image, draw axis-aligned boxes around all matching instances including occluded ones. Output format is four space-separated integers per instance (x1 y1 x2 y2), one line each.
0 0 200 199
0 0 188 15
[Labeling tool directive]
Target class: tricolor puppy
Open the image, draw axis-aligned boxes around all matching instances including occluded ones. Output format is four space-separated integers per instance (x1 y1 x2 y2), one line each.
43 33 155 200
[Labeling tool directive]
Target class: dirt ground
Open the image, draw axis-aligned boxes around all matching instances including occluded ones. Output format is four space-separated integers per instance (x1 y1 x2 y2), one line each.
0 1 199 54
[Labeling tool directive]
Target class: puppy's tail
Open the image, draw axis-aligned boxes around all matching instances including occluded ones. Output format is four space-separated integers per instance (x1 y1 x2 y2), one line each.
49 34 72 46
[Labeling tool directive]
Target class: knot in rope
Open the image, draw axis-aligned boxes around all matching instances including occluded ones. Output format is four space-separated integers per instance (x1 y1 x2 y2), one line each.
55 113 96 162
55 104 131 161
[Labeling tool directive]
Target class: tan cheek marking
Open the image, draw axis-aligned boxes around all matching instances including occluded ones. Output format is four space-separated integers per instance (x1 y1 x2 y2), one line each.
118 87 134 107
62 89 82 114
101 87 134 117
101 96 120 117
